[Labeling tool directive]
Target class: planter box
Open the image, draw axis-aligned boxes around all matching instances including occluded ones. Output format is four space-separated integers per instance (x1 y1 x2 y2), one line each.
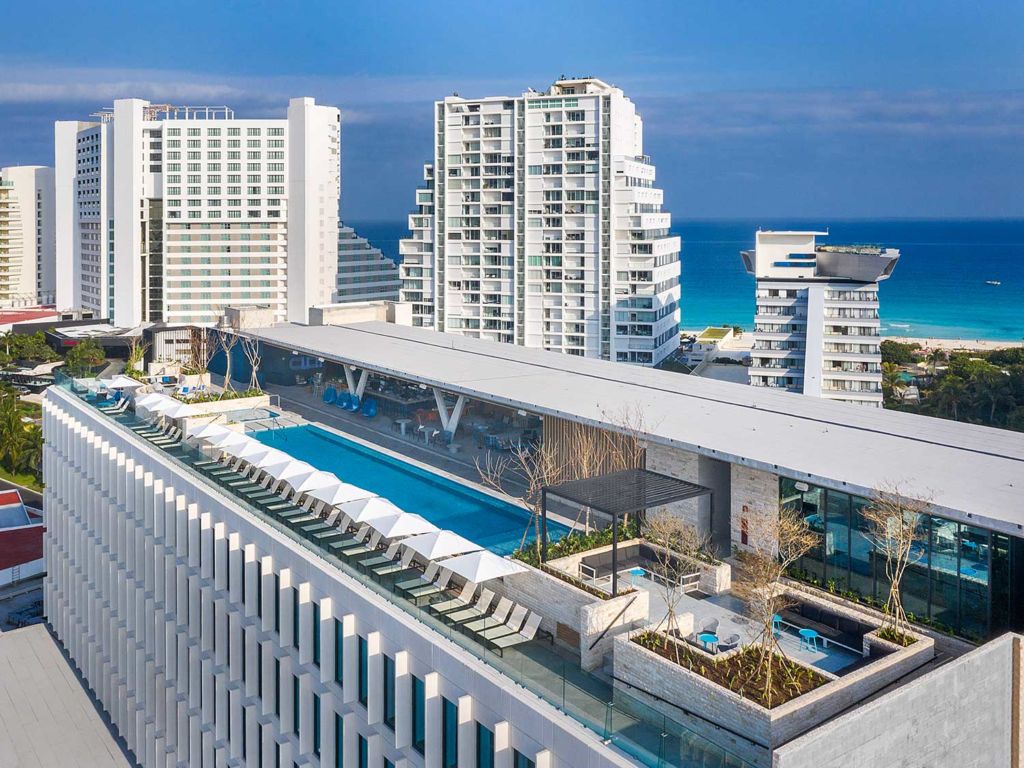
613 624 935 749
501 564 648 671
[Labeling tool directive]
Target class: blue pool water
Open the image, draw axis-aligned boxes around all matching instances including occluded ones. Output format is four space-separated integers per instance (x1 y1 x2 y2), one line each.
254 425 567 555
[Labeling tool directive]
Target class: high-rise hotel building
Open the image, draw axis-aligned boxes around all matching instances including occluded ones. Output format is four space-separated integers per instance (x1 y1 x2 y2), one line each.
741 230 900 406
400 77 681 366
0 165 56 306
54 98 340 327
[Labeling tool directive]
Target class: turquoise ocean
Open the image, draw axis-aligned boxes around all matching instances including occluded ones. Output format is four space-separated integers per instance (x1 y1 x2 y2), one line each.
348 219 1024 342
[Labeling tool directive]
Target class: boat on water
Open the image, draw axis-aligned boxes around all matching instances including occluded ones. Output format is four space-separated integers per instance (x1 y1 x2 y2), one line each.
986 280 1001 286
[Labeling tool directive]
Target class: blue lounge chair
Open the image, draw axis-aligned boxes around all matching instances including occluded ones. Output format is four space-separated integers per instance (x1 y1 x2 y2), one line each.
346 395 361 412
323 386 336 404
361 398 377 418
336 391 352 409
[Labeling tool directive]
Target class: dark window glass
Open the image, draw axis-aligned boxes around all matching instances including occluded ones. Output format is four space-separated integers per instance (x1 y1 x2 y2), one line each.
358 735 368 768
358 636 369 706
824 490 851 592
335 713 344 768
313 602 321 666
293 588 300 648
959 524 990 641
442 697 458 768
476 722 495 768
274 574 280 633
383 654 396 729
335 619 344 683
274 658 281 716
313 693 321 755
412 675 425 754
513 750 535 768
293 674 300 736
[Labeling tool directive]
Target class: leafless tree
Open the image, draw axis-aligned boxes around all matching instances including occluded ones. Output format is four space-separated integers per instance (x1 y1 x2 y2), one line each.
240 336 263 392
125 336 150 377
861 484 930 638
216 330 239 396
645 510 711 662
733 502 817 708
476 407 648 560
188 328 213 374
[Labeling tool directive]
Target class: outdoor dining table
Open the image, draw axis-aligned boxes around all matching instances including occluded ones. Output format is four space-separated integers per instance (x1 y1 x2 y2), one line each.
698 632 719 652
799 628 820 651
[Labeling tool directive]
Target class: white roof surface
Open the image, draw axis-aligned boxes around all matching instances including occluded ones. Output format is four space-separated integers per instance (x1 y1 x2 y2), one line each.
247 322 1024 531
0 625 131 767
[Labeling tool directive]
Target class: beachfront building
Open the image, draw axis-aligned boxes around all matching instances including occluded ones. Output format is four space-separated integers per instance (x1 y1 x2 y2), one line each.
54 98 340 327
0 165 55 306
44 320 1024 768
741 230 899 407
399 76 681 367
334 223 400 303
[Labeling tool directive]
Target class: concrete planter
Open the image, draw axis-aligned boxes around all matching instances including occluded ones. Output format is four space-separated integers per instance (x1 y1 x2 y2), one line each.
501 564 648 671
614 624 935 750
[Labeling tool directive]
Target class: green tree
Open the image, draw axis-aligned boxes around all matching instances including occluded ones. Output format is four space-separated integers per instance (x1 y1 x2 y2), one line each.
974 369 1015 425
63 338 105 376
933 374 967 420
882 362 905 403
881 340 920 366
927 348 946 376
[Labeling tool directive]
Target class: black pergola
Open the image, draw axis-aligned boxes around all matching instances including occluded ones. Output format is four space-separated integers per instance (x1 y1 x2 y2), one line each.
541 468 713 596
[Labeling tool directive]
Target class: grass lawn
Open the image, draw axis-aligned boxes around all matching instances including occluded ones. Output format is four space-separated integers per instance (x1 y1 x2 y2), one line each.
0 466 42 492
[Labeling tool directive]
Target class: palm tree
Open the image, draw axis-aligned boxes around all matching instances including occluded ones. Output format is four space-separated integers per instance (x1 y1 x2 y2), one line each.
974 369 1015 425
882 363 905 403
933 374 967 420
927 348 946 376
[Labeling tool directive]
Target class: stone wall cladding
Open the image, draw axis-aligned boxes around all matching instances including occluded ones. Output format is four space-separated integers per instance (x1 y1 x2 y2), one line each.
773 634 1020 768
645 443 704 530
730 465 779 553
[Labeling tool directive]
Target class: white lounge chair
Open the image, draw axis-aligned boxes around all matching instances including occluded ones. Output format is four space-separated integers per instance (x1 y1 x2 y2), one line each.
462 597 512 634
477 604 528 642
429 581 476 614
446 589 494 625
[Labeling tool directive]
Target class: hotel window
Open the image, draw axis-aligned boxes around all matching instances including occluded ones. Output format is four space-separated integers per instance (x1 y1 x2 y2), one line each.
313 601 321 666
335 618 344 684
358 636 369 706
207 127 220 136
247 127 261 136
313 693 321 756
188 128 201 137
358 735 368 768
442 697 458 768
256 562 263 618
382 654 395 729
335 713 344 768
292 588 300 648
274 658 281 716
513 751 536 768
268 127 284 136
228 127 240 136
411 675 425 754
293 674 300 736
274 574 280 633
476 723 495 768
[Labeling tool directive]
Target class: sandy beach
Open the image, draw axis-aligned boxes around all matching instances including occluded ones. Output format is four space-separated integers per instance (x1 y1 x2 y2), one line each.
887 336 1021 352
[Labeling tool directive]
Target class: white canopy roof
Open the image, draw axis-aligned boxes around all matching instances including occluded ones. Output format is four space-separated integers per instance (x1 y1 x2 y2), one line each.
144 397 183 415
217 436 262 458
307 482 375 507
439 551 528 583
209 431 253 452
401 530 483 561
134 392 174 410
162 401 201 418
368 513 438 540
340 496 404 524
291 470 342 494
253 448 293 469
233 441 280 463
99 374 145 389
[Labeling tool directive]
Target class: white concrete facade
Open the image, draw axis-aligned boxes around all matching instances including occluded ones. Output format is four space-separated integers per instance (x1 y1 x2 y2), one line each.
43 385 638 768
0 165 56 306
54 98 340 328
399 77 680 367
741 231 900 407
334 224 400 303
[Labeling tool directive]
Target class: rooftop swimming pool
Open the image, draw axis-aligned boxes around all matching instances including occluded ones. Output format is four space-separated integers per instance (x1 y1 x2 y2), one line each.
254 425 567 555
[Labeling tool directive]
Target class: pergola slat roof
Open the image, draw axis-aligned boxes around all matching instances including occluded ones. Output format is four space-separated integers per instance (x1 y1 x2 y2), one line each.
543 468 711 517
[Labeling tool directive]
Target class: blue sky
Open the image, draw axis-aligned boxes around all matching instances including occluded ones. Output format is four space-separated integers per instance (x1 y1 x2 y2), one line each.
1 0 1021 221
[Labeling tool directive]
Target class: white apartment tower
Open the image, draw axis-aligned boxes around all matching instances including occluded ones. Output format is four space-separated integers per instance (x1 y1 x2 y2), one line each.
54 98 340 327
0 165 56 306
400 77 681 366
742 230 900 406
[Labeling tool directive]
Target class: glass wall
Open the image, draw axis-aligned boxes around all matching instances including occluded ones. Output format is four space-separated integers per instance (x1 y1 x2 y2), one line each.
782 477 1024 641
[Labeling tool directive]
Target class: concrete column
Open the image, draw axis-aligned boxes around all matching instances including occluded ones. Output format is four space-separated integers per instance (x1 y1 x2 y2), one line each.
494 720 512 768
424 672 441 768
394 651 411 750
457 694 475 768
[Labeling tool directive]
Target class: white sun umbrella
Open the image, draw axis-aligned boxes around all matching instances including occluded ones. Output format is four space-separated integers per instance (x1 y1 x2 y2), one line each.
369 513 439 540
401 530 483 562
291 470 342 495
208 430 253 455
252 447 293 469
101 374 145 389
308 482 375 507
232 440 280 463
186 422 232 441
340 496 405 525
437 550 528 583
261 458 316 487
162 401 201 419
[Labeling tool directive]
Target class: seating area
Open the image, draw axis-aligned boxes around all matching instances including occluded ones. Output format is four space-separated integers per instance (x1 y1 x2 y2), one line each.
119 404 552 659
577 541 702 595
